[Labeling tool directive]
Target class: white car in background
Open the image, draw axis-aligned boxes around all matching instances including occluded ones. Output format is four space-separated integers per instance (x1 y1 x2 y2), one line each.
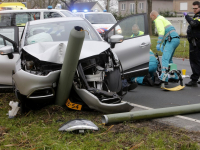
0 8 74 38
74 12 121 34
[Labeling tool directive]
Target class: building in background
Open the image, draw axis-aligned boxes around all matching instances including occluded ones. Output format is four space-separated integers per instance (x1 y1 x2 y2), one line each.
72 1 105 12
173 0 194 16
118 0 173 16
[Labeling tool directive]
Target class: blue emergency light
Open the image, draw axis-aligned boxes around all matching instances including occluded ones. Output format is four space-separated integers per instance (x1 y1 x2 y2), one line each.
84 9 88 12
48 6 53 9
72 9 77 13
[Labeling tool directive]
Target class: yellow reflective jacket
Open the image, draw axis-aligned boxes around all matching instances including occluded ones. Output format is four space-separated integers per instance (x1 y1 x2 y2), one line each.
131 31 144 37
154 15 171 43
154 15 178 44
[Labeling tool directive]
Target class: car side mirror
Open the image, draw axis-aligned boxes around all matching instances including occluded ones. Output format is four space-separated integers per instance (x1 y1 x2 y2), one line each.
110 35 124 48
0 46 14 59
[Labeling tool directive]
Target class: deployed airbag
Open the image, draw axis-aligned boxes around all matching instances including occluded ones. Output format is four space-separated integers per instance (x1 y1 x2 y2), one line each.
27 32 53 45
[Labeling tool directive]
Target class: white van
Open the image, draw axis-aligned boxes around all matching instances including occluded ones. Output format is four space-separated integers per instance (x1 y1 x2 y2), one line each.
0 9 74 37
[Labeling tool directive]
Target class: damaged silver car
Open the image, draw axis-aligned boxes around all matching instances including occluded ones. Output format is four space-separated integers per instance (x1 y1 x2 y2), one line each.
0 14 150 113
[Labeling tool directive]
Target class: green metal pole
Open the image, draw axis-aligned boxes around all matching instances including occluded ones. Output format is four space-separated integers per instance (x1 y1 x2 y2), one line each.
55 26 85 106
102 103 200 125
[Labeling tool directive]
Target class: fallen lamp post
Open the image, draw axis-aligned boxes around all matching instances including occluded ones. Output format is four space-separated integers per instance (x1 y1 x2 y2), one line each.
102 103 200 125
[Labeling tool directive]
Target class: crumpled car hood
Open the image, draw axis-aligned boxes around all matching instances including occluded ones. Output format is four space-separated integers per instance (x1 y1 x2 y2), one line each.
22 41 110 64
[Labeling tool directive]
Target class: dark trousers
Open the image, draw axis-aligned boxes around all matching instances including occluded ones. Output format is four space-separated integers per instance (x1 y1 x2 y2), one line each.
189 43 200 81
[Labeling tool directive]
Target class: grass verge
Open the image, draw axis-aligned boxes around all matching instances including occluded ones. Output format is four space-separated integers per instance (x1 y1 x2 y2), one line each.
0 93 200 150
150 37 189 59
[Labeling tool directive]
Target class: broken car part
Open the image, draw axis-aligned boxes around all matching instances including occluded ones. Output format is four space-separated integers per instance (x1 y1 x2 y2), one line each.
55 26 85 106
8 101 20 118
58 119 98 133
102 103 200 125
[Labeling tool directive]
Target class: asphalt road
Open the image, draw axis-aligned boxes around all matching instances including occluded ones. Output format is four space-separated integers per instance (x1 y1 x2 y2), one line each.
123 57 200 121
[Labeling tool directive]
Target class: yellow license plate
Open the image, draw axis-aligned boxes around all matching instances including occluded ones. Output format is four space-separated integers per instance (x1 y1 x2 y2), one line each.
66 99 82 110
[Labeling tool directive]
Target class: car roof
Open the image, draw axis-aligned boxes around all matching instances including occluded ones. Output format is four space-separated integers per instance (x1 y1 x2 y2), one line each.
0 9 71 13
29 17 84 25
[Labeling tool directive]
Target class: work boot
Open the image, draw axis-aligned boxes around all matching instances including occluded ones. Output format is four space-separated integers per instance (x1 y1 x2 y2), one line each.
143 74 154 86
185 80 198 87
154 72 168 85
154 72 161 85
128 82 138 91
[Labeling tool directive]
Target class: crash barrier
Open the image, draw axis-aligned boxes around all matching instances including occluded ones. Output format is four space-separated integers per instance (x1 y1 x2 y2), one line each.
102 103 200 125
55 26 85 106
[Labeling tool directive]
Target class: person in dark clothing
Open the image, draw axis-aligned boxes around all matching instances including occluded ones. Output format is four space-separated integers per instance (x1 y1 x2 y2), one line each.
184 1 200 87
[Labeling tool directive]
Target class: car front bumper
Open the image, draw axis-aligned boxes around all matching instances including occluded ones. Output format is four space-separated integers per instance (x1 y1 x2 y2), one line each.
13 69 60 98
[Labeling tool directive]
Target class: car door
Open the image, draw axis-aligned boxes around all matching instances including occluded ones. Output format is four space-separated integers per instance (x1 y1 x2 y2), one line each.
104 13 150 78
0 26 19 87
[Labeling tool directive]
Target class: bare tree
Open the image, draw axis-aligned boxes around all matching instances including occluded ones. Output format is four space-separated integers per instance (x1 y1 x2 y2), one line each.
106 0 110 12
60 0 78 10
147 0 152 35
27 0 59 9
135 0 138 14
48 0 60 7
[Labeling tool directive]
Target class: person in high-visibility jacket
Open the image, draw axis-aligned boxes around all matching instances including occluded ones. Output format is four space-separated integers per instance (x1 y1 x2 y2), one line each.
131 24 144 37
131 50 158 86
150 10 180 82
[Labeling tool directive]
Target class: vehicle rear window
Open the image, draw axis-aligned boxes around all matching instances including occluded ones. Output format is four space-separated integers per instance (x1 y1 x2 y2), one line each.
0 13 12 26
15 12 40 26
75 14 84 18
44 12 62 19
85 14 117 24
0 12 40 27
